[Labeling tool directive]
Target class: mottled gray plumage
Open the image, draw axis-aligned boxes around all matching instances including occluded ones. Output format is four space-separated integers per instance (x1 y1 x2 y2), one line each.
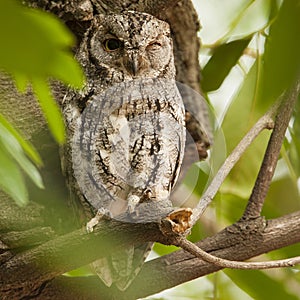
61 11 185 290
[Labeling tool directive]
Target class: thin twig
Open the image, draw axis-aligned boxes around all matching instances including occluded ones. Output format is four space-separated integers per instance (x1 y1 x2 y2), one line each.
242 80 300 219
190 103 278 226
178 237 300 270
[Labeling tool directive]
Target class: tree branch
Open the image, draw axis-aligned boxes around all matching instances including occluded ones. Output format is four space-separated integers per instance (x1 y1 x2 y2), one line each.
1 209 299 299
178 237 300 270
0 218 164 298
31 211 300 300
242 79 300 219
191 103 277 226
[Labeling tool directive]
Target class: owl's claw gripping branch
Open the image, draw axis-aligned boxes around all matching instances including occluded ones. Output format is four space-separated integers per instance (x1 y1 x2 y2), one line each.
86 208 111 233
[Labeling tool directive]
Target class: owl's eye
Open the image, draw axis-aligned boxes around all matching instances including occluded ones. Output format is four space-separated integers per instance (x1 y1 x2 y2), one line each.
103 38 122 51
147 41 162 51
150 42 162 47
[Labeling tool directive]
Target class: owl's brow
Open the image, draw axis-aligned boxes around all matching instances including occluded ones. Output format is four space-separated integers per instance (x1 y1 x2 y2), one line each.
105 32 122 40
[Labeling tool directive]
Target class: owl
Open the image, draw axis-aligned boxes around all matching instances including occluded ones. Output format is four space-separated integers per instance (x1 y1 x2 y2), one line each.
61 11 186 290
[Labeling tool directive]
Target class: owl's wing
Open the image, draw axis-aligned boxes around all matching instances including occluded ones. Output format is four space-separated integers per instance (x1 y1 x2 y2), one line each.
92 242 153 291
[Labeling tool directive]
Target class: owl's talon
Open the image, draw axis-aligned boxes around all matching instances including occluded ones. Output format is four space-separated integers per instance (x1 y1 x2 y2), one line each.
127 194 140 214
86 208 111 233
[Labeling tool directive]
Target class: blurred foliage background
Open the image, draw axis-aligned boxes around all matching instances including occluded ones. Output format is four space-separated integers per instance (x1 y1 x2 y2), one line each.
0 0 299 299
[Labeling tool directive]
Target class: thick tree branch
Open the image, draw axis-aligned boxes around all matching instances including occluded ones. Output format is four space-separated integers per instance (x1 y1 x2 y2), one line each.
122 211 300 299
0 218 164 298
1 209 299 299
243 79 300 219
27 211 300 300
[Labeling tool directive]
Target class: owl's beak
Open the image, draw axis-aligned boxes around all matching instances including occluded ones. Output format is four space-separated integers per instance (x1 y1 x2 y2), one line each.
131 59 139 76
124 53 140 76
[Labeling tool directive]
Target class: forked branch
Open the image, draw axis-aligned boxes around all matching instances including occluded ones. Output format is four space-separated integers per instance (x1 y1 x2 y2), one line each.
191 102 278 226
184 79 300 274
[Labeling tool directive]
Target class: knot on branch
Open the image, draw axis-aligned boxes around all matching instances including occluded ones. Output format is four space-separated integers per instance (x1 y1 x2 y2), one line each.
159 208 193 240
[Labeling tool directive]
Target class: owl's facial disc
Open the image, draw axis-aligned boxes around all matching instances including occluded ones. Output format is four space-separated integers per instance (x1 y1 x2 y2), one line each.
89 12 175 79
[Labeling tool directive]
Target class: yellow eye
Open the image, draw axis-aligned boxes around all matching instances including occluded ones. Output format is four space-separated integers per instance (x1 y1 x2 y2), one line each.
103 38 122 51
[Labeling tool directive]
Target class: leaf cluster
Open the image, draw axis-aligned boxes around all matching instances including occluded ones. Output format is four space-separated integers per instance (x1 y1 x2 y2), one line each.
0 0 84 205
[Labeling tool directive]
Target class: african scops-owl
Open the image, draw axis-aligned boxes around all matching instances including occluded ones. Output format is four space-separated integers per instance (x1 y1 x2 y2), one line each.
61 11 186 290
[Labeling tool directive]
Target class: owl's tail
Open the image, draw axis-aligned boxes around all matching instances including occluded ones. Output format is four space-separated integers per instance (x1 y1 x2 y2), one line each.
92 242 153 291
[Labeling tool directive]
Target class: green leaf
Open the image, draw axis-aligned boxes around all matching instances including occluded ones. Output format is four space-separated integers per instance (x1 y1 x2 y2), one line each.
0 0 83 82
258 0 300 109
267 242 300 264
50 52 85 89
0 146 28 206
263 175 300 219
26 7 74 47
153 243 179 256
214 193 247 223
223 0 271 41
197 0 253 45
289 130 300 178
288 98 300 178
225 269 299 300
187 221 205 243
202 38 251 92
32 79 65 144
64 265 94 277
0 113 42 166
0 0 84 145
0 0 55 75
0 0 85 88
183 162 210 197
0 123 44 190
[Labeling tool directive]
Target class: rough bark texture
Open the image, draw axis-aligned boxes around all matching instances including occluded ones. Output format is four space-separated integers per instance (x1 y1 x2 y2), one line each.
0 1 299 299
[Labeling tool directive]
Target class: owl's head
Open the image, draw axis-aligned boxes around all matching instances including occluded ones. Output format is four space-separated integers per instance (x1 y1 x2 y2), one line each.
81 11 175 80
